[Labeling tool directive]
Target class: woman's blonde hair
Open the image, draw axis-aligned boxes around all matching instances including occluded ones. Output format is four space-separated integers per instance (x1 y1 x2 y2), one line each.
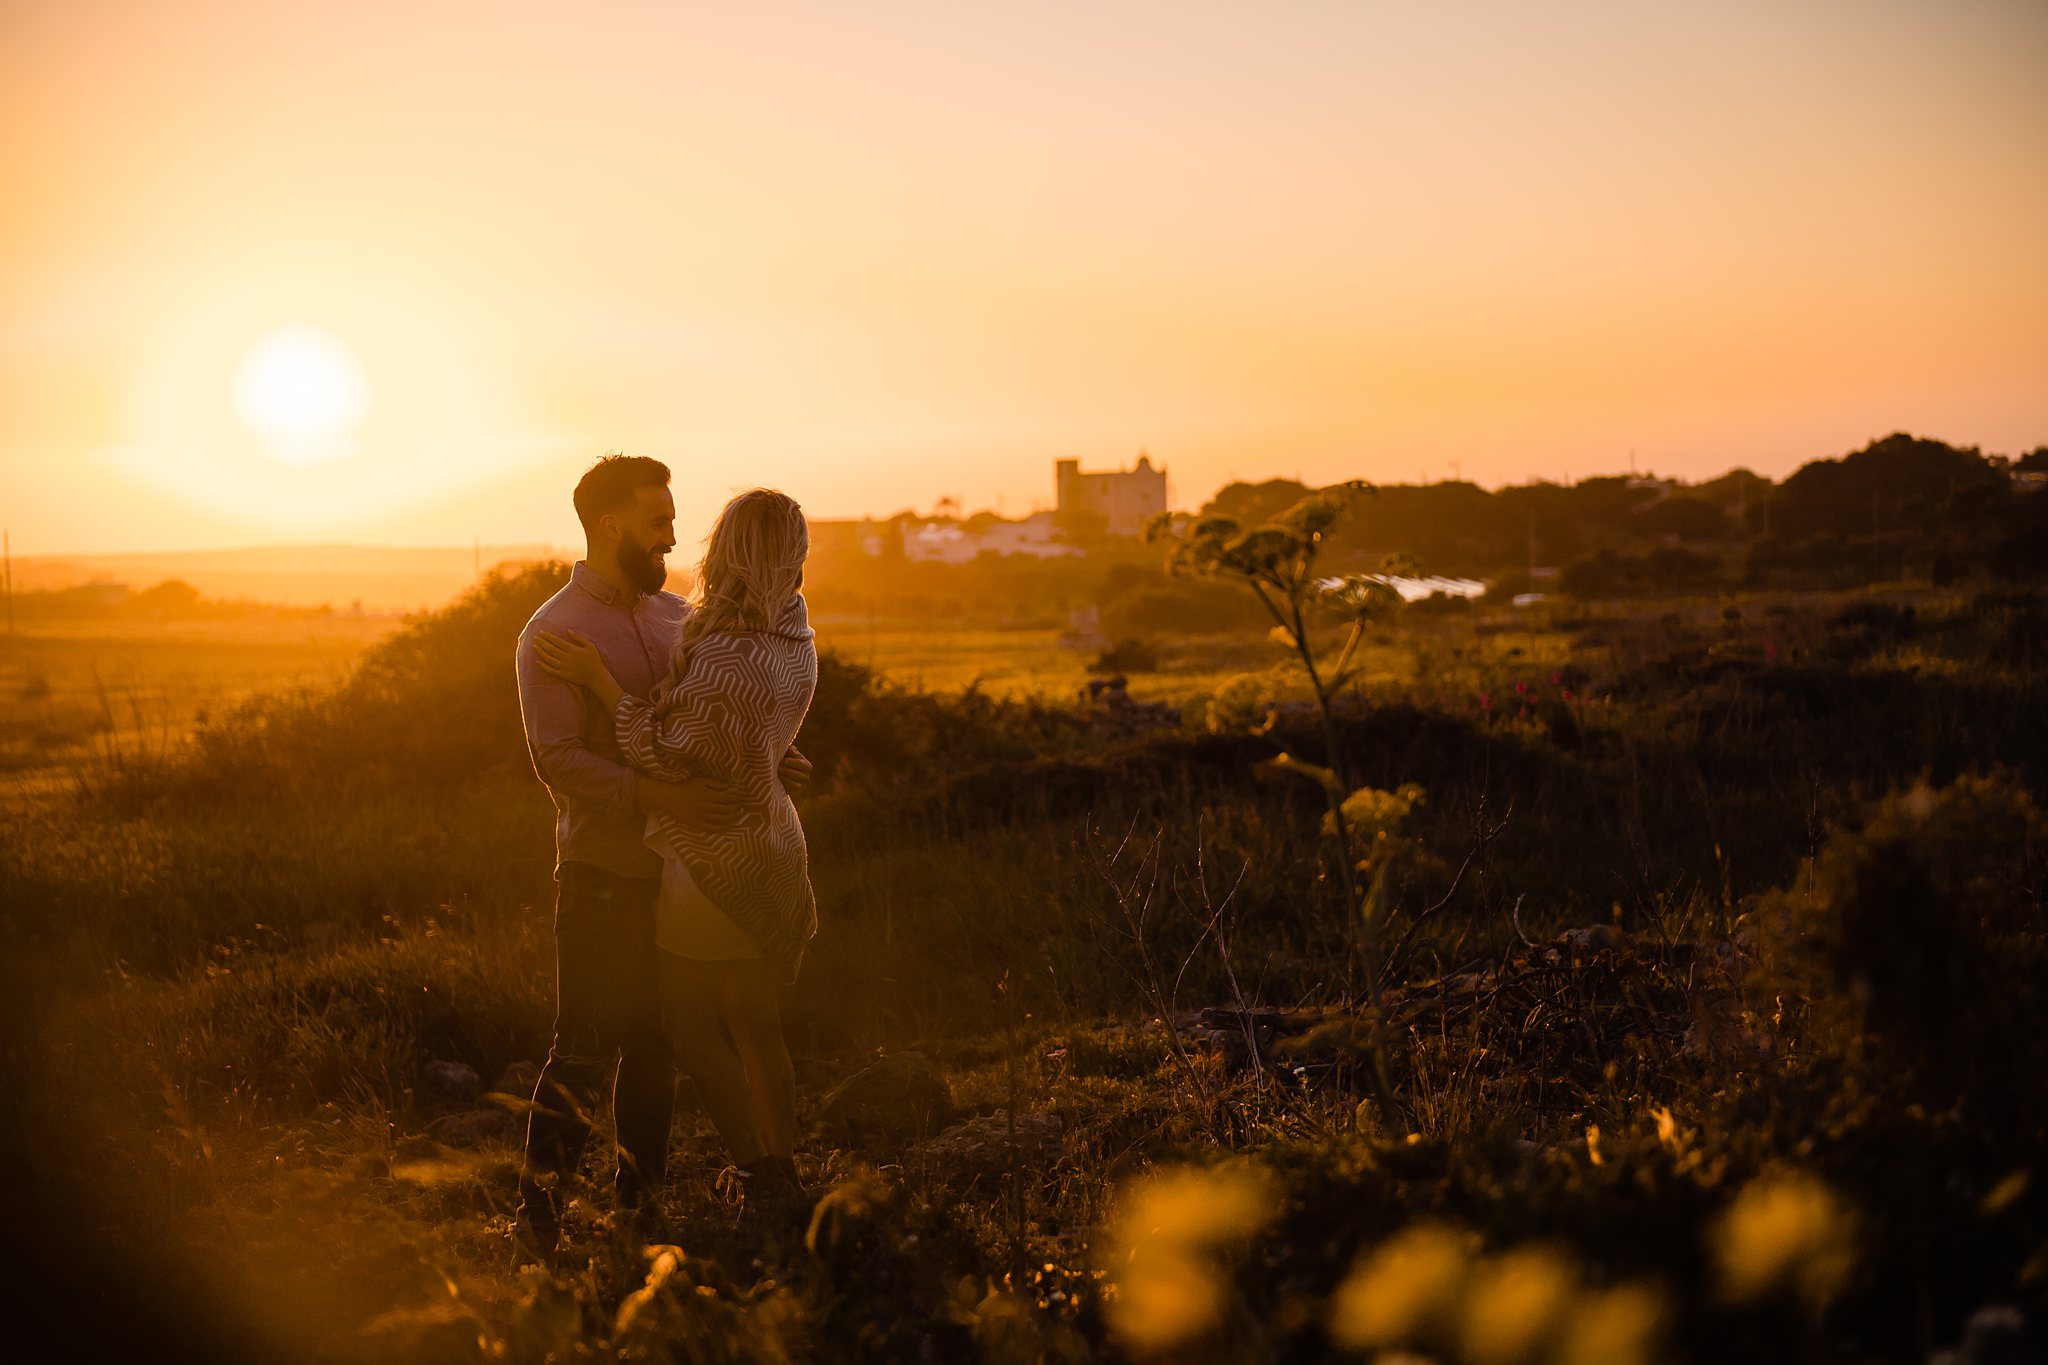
668 488 808 681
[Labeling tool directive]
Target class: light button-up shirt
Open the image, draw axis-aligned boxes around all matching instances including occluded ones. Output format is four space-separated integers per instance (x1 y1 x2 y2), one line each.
515 561 688 878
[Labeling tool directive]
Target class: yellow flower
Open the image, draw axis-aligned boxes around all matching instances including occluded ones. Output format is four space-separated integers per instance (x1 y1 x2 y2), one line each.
1327 1222 1473 1351
1711 1170 1857 1308
1557 1283 1666 1365
1106 1163 1278 1352
1460 1246 1578 1365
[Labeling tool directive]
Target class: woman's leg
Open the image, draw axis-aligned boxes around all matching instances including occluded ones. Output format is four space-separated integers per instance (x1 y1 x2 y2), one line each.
719 960 798 1160
657 952 766 1163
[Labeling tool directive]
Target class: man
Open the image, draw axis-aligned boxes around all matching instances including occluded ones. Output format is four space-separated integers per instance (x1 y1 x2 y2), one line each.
512 453 811 1252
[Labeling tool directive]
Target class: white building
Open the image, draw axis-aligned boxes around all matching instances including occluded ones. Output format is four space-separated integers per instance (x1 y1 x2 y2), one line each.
1055 453 1168 535
901 511 1083 563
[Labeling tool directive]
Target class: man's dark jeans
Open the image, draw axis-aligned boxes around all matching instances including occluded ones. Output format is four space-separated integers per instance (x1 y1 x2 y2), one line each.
517 862 675 1231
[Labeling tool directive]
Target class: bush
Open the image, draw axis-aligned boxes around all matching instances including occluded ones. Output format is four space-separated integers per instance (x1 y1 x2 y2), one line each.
1749 773 2048 1117
1100 581 1271 637
1089 638 1161 673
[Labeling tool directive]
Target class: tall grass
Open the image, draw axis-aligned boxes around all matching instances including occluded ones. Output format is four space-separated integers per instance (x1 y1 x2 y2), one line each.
4 570 2044 1362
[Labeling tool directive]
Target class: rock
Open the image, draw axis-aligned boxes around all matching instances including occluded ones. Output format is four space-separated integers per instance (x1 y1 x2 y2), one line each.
492 1059 542 1098
918 1110 1065 1179
420 1060 482 1109
1929 1304 2033 1365
427 1107 520 1147
817 1052 954 1142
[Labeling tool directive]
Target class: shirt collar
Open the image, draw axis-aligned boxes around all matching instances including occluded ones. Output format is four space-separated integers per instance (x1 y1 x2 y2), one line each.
570 560 636 609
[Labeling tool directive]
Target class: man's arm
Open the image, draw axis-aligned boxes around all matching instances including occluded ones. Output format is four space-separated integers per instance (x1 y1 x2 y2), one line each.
517 627 636 815
518 627 745 825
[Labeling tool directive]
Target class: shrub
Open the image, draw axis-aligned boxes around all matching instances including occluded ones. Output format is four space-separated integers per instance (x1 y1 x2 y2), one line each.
1089 638 1161 673
1748 773 2048 1117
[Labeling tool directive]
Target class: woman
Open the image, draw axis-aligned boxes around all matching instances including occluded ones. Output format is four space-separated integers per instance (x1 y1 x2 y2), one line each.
534 488 817 1203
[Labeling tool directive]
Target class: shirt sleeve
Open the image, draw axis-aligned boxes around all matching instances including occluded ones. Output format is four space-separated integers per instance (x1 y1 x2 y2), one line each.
614 691 704 780
516 623 637 814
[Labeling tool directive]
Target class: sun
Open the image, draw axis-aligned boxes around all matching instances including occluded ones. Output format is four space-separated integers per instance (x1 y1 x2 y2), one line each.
231 323 370 465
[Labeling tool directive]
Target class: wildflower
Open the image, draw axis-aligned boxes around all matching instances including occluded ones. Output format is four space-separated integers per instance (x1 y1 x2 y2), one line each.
1321 783 1425 846
1549 671 1562 685
1328 1222 1473 1351
1461 1246 1577 1364
1557 1283 1665 1365
1711 1170 1856 1308
1561 689 1574 702
1106 1163 1278 1351
1478 694 1492 710
1514 680 1527 694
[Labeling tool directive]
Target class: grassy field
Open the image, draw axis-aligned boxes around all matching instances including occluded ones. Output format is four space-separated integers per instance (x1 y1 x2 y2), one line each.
0 615 402 782
2 569 2044 1363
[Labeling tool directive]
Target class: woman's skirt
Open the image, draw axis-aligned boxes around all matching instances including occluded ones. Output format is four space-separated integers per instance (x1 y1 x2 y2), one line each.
656 855 762 961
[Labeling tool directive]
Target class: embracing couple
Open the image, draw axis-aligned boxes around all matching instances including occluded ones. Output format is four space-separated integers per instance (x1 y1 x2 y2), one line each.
511 454 819 1254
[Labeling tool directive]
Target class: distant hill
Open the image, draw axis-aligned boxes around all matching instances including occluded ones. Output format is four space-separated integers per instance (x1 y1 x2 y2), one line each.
8 543 564 613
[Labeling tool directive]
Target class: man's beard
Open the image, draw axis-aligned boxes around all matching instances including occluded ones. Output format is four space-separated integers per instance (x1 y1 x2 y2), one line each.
619 539 668 595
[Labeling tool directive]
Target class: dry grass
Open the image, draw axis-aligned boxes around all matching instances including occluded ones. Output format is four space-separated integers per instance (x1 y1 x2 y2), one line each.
4 574 2044 1362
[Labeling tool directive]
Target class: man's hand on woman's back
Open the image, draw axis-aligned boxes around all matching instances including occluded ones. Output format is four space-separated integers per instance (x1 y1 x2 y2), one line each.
635 775 746 827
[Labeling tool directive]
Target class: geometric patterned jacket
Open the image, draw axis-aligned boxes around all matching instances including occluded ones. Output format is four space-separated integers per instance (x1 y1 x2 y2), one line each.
615 593 819 983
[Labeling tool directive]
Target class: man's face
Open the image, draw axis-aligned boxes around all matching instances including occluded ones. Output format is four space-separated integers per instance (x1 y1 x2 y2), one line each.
610 485 676 595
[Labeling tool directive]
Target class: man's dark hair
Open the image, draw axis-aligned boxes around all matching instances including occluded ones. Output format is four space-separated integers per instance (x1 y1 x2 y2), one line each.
573 454 671 532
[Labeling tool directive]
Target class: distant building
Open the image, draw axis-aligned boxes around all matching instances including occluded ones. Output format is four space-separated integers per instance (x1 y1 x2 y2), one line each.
814 510 1082 564
909 512 1081 563
1056 453 1168 535
807 519 887 558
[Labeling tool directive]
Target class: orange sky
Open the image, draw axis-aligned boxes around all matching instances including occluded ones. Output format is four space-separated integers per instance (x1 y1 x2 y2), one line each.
3 0 2044 555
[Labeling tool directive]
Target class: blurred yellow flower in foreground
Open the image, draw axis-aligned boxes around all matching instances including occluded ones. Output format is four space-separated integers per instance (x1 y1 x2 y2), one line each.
1327 1221 1474 1351
1711 1170 1857 1308
1557 1283 1666 1365
1460 1245 1578 1364
1106 1162 1279 1352
1330 1223 1667 1365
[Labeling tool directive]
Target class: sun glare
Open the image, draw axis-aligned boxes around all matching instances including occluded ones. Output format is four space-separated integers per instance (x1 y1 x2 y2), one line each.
231 324 370 465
